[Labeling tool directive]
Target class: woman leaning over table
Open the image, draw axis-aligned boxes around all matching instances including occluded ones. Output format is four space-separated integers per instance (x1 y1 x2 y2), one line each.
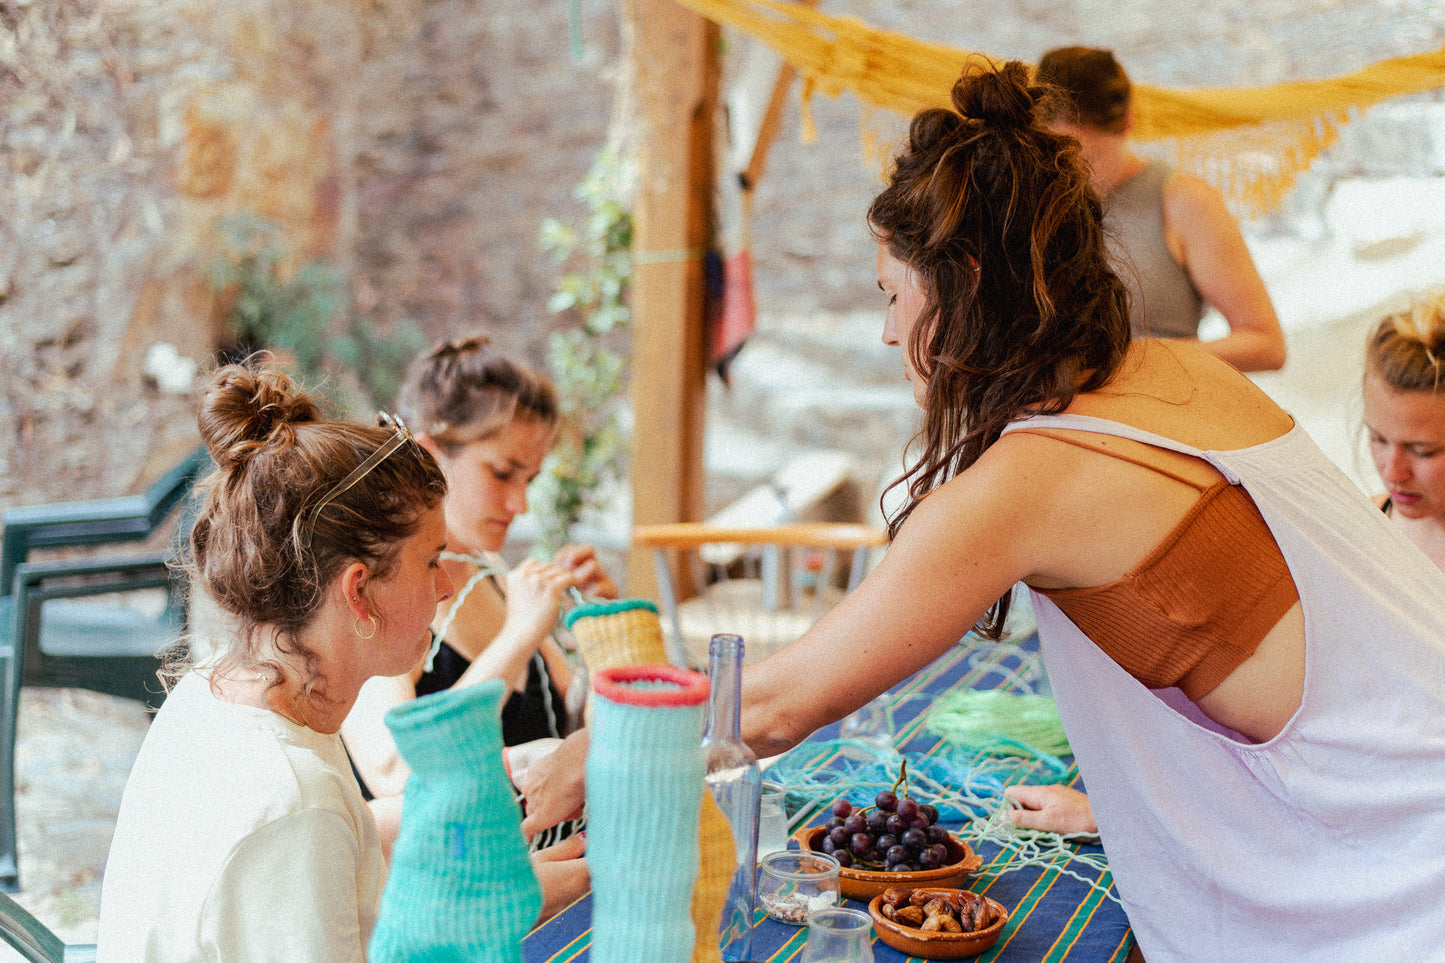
341 335 610 918
737 60 1445 962
99 362 452 962
1364 289 1445 572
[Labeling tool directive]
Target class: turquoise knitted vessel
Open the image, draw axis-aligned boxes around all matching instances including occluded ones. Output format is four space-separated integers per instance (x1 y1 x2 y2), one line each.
369 678 541 963
587 664 711 963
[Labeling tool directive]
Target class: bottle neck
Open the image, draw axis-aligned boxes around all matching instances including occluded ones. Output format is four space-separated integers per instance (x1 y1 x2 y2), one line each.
704 635 744 742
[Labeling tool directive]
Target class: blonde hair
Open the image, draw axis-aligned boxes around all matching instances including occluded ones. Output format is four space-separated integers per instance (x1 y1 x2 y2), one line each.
1366 289 1445 394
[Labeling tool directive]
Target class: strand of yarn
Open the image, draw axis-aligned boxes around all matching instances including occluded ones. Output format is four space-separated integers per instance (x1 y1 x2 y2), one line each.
429 552 508 673
925 689 1073 758
964 800 1120 905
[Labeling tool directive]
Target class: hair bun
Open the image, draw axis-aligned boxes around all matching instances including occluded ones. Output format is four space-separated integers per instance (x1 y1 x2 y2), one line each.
952 59 1039 130
198 363 322 471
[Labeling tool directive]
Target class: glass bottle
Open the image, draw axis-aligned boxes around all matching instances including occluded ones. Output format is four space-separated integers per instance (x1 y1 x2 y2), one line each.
701 633 762 961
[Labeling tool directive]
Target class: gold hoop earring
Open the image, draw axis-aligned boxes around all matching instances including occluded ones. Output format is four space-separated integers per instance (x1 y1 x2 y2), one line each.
354 613 378 641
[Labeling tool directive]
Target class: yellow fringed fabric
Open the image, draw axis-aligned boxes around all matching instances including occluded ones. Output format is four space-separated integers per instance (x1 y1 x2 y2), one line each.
671 0 1445 214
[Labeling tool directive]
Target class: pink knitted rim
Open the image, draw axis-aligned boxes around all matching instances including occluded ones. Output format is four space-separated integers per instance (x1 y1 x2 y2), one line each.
592 664 710 708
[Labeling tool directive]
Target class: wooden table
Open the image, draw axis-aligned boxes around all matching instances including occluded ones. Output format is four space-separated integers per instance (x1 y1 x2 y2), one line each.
523 635 1135 962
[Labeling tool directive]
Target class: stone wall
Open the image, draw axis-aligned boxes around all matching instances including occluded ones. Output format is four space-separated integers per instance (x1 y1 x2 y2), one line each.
2 0 1444 517
0 0 619 509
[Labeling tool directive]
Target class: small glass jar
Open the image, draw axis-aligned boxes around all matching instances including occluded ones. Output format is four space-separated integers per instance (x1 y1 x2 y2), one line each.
758 849 841 925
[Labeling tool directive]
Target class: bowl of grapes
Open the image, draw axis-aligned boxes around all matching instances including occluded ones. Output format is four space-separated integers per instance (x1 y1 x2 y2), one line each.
793 763 982 901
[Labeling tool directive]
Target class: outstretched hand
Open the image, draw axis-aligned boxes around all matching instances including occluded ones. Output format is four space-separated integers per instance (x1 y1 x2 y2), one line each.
1003 783 1099 838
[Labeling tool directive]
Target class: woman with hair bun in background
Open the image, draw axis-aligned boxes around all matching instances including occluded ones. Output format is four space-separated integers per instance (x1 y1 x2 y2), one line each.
1364 290 1445 572
98 362 453 961
341 333 608 921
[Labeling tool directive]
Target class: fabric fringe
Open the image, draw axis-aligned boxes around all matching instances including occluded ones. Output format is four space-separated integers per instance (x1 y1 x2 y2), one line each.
677 0 1445 217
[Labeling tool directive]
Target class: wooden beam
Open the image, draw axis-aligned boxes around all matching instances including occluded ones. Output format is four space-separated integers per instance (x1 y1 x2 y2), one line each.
626 0 719 598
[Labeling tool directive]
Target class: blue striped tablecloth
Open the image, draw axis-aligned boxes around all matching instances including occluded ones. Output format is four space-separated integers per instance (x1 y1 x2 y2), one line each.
523 635 1135 962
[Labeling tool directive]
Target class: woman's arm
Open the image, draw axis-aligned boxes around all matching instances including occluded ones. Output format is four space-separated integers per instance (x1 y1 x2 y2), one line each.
1165 173 1286 373
741 449 1045 757
453 558 576 693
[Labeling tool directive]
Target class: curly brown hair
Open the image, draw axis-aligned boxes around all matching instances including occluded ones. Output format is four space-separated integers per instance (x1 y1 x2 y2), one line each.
867 58 1131 634
185 361 448 698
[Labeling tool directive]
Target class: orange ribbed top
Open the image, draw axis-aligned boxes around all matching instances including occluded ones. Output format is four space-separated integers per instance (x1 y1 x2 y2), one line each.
1025 433 1300 700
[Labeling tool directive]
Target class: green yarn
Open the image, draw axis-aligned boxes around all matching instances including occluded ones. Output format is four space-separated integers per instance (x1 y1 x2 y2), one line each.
562 597 658 630
926 689 1073 758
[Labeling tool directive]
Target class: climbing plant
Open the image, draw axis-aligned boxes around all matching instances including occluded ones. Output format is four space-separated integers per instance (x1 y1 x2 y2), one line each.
531 148 636 555
207 212 426 410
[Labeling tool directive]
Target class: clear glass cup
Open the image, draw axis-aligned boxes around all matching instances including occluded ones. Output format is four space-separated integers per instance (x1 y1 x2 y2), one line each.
839 693 895 752
758 780 789 857
758 849 840 925
799 906 875 963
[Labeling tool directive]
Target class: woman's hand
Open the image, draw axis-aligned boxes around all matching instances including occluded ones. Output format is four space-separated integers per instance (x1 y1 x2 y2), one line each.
500 558 576 644
554 544 619 600
1003 783 1099 838
530 834 589 925
519 728 589 837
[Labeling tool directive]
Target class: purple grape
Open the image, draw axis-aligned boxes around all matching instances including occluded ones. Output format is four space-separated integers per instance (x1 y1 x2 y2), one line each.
875 790 898 812
885 813 909 836
910 814 931 831
866 809 889 834
876 833 899 853
885 844 908 866
925 825 948 845
902 828 927 850
891 861 917 873
929 843 950 866
850 832 874 855
829 825 851 847
918 847 941 869
843 813 866 835
832 850 854 868
896 797 919 820
831 798 853 818
826 815 845 831
819 834 837 854
918 803 939 825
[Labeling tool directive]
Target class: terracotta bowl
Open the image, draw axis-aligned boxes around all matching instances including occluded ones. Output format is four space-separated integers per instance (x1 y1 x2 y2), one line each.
867 888 1008 960
792 826 983 901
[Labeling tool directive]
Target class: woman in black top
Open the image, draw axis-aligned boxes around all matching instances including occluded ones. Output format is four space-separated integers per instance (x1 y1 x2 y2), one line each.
340 334 614 921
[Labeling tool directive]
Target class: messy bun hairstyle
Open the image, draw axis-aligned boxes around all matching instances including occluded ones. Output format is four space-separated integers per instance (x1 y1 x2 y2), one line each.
187 362 447 688
868 58 1130 635
1366 289 1445 394
397 333 560 454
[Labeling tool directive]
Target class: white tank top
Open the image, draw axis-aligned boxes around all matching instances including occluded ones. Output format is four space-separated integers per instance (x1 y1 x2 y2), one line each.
1004 413 1445 961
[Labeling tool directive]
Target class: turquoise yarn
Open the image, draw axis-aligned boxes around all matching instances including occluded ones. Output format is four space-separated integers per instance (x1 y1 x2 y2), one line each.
586 664 710 963
562 597 658 631
369 679 541 963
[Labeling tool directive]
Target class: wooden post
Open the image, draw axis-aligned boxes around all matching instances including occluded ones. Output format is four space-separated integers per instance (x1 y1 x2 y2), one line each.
626 0 718 598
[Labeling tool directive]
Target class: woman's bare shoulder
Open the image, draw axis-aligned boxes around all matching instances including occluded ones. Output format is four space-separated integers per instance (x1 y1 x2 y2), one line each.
1075 341 1293 448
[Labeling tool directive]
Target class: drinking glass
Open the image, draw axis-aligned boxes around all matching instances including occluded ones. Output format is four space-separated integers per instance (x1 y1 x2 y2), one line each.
758 780 789 857
839 693 895 752
799 906 875 963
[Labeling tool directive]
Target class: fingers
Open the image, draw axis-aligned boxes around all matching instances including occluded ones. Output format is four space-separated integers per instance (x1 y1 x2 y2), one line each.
531 832 586 863
522 803 585 838
554 545 619 600
1002 784 1098 836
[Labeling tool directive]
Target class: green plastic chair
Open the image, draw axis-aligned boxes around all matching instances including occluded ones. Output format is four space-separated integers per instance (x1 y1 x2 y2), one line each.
0 891 95 962
0 446 209 892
